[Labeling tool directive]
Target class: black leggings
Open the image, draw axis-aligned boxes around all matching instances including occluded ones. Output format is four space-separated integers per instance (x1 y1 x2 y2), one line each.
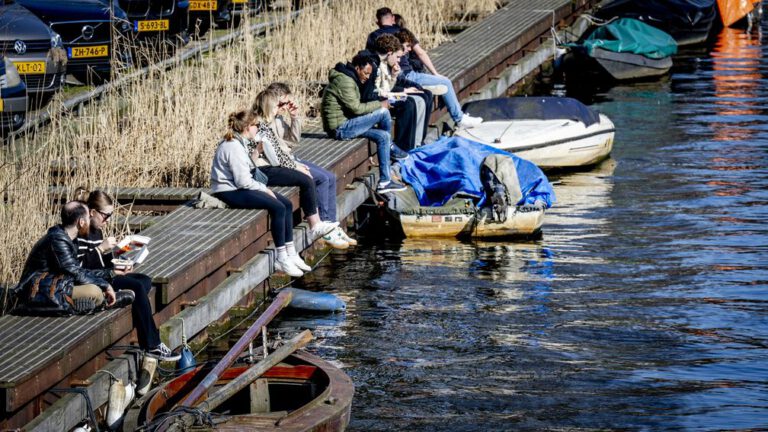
214 189 294 246
260 166 318 218
112 273 160 350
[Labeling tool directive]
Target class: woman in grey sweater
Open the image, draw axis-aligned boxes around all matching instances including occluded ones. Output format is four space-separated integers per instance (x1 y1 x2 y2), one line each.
211 110 307 277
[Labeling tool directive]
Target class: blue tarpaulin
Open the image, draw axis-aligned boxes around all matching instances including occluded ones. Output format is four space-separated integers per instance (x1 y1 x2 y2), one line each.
398 136 555 208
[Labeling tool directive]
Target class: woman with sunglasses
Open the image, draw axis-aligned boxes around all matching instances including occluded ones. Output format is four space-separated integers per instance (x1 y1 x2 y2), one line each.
252 85 356 248
75 190 180 362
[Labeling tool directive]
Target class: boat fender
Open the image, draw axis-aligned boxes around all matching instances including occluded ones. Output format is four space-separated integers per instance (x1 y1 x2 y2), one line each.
284 288 346 312
137 355 157 396
107 379 135 430
177 345 197 374
72 425 91 432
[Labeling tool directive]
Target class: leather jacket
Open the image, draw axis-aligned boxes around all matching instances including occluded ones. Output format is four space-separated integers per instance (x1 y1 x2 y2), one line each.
20 225 112 290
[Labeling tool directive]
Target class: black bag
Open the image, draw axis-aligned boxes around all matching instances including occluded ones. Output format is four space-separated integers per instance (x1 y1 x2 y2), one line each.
13 271 76 316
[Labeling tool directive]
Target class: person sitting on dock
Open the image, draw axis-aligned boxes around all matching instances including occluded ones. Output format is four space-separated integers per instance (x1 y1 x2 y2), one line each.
366 33 433 150
321 53 407 194
211 110 313 278
252 84 356 247
366 7 483 129
15 201 134 313
75 190 180 362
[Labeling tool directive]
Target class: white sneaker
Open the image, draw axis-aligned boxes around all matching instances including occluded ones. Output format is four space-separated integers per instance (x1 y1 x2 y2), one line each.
322 228 349 249
275 257 304 277
336 228 358 246
291 254 312 272
311 221 339 238
457 113 483 128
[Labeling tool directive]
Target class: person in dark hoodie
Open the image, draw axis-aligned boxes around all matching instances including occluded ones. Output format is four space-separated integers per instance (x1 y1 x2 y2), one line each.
361 33 433 150
365 7 483 129
321 53 408 194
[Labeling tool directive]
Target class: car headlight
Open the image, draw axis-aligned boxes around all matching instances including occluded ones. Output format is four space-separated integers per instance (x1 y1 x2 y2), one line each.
3 58 22 88
50 31 63 48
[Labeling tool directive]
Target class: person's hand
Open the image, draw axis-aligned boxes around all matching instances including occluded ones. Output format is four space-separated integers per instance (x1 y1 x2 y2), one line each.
105 286 116 307
297 164 312 178
113 264 133 276
404 87 423 94
265 189 277 199
287 101 300 118
99 236 117 253
381 100 392 109
392 62 401 75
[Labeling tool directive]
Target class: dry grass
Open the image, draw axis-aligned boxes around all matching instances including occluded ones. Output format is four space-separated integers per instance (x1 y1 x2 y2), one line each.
0 0 492 288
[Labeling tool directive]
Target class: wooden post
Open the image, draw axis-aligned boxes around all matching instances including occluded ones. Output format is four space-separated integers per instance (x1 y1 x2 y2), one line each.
177 290 292 407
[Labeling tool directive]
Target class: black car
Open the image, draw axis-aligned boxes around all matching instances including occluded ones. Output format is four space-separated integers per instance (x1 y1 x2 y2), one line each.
0 54 28 131
188 0 231 38
16 0 133 84
118 0 189 47
0 1 66 97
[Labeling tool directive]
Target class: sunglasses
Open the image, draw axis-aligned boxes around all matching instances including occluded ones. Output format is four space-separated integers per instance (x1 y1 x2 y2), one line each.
97 210 112 220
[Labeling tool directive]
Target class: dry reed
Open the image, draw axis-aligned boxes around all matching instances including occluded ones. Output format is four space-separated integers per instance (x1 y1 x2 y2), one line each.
0 0 493 289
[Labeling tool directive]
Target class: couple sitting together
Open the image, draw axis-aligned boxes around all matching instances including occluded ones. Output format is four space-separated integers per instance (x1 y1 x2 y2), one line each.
320 7 483 194
211 83 356 278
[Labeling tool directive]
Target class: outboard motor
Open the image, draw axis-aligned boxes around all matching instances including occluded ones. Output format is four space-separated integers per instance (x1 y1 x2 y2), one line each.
480 154 524 223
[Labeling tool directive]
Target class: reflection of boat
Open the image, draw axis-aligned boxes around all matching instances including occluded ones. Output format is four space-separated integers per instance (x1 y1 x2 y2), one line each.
130 351 353 431
563 18 678 81
455 97 615 169
594 0 718 46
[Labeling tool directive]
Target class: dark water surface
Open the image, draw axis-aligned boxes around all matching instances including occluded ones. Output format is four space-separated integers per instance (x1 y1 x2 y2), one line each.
275 24 768 431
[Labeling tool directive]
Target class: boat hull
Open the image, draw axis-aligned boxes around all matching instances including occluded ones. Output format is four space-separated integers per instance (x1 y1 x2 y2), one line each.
399 206 545 239
591 47 673 80
455 114 615 169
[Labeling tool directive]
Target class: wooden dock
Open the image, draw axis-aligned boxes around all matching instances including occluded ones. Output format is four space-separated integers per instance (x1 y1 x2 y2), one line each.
1 0 596 429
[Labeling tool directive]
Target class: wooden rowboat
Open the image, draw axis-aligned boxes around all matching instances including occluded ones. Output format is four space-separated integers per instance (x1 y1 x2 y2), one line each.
128 351 353 431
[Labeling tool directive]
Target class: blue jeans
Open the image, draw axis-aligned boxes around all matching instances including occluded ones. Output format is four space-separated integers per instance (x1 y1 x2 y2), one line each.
300 159 337 221
405 71 463 122
335 108 392 183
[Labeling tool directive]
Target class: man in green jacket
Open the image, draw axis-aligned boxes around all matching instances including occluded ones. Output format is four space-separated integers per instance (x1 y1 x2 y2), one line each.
321 53 407 193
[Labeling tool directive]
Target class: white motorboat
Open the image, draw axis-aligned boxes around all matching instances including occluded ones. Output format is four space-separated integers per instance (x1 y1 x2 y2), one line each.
455 97 615 169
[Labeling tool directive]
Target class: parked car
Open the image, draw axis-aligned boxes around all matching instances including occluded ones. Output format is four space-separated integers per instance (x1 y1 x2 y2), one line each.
16 0 133 84
0 1 66 98
117 0 190 47
0 54 27 132
188 0 231 38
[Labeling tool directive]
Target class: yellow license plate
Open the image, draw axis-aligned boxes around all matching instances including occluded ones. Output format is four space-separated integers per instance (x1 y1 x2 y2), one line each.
0 99 4 112
232 0 246 3
135 19 170 32
69 45 109 59
190 0 217 10
13 61 46 75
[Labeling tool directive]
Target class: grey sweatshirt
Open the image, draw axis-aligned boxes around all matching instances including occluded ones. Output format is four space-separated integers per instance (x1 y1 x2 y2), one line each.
210 136 269 194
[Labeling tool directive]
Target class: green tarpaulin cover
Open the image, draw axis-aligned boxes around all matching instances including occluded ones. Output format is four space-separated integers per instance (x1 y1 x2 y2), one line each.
580 18 678 59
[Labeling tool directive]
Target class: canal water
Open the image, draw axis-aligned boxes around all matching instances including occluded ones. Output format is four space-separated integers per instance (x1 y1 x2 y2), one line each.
274 23 768 430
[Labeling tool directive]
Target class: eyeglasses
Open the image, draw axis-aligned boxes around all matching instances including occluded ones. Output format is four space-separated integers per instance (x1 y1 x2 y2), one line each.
97 210 112 221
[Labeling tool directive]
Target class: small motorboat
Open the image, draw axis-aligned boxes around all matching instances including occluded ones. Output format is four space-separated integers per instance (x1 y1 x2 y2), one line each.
387 138 555 239
593 0 718 46
126 351 354 431
455 97 615 169
563 17 678 81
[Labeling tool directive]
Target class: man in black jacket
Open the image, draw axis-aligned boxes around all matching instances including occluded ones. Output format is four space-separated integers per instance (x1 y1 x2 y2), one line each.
20 201 118 307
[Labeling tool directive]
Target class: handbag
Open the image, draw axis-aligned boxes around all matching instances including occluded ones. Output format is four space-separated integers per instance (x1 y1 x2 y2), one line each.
13 271 76 316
